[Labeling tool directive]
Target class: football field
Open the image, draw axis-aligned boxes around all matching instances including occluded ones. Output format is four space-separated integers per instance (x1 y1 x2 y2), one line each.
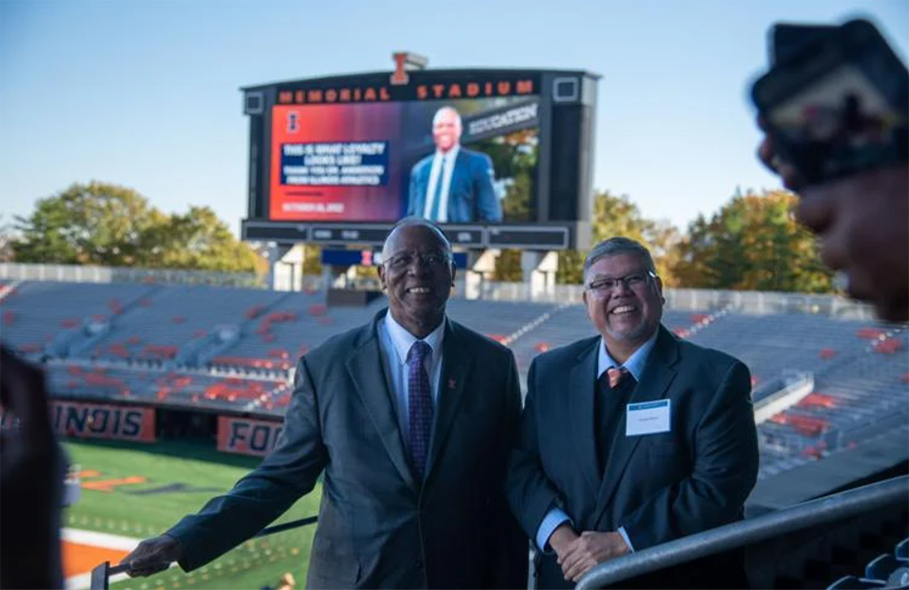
62 439 321 590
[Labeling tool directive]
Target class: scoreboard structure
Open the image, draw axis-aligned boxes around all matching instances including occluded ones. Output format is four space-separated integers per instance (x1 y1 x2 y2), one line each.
240 58 599 251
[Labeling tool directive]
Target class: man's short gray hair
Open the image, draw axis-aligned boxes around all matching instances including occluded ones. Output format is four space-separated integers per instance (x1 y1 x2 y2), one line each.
381 216 453 260
583 237 657 283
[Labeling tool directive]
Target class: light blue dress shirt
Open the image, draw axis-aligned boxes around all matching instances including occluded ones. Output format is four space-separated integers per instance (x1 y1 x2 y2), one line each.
378 312 445 444
535 331 658 553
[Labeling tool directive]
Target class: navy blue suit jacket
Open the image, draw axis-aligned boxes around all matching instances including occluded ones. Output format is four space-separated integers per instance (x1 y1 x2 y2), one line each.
506 325 759 589
407 147 502 223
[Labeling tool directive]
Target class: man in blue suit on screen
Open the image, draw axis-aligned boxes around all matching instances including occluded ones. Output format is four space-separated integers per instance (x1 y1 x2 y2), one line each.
407 106 502 223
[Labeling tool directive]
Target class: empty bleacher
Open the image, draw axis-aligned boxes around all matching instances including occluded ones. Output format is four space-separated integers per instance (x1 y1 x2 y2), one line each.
0 281 156 356
2 279 907 484
77 285 289 364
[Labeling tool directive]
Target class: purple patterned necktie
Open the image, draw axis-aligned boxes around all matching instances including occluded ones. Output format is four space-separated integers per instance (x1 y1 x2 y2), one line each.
407 340 433 479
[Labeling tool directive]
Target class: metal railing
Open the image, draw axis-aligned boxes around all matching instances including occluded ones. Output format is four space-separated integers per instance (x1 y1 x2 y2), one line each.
89 515 318 590
0 262 263 288
576 475 909 589
476 281 876 317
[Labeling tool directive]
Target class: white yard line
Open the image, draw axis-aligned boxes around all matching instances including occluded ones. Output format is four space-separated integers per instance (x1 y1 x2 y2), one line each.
62 527 143 551
63 527 163 590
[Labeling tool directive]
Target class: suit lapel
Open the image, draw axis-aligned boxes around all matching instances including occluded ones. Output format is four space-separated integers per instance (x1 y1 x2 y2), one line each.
594 325 680 521
346 311 417 491
424 319 472 482
569 337 601 498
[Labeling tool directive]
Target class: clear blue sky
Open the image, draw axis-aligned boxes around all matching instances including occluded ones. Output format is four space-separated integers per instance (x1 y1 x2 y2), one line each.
1 0 906 235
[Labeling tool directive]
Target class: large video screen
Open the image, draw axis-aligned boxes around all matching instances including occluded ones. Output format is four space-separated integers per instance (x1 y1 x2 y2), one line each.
269 96 539 224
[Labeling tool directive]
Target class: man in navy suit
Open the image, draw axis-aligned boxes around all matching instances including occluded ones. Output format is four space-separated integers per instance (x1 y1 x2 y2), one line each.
407 106 502 223
506 237 759 589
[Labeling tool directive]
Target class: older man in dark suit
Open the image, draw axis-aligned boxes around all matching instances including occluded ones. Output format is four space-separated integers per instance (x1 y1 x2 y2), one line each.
506 237 759 589
121 217 526 589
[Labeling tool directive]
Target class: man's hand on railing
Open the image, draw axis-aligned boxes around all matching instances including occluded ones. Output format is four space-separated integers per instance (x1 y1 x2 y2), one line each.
120 534 183 577
558 531 629 583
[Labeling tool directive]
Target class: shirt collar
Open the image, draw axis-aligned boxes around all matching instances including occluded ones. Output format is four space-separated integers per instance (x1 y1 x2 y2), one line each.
435 145 459 163
385 310 445 364
597 329 658 382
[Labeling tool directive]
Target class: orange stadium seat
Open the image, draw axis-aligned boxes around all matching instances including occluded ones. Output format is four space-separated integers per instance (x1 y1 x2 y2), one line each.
857 327 887 339
770 413 829 437
874 338 902 354
245 304 266 319
798 392 838 409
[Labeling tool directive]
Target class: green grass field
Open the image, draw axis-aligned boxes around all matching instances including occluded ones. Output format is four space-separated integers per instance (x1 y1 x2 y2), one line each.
63 438 322 590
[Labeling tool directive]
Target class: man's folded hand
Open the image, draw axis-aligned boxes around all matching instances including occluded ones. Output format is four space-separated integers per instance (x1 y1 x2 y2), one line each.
558 530 630 583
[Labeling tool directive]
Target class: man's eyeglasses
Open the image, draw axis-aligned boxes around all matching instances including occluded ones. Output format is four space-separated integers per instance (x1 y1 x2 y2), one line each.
585 271 656 294
383 251 452 271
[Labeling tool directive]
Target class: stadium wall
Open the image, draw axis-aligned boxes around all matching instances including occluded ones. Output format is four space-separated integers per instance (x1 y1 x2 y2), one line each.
1 398 282 458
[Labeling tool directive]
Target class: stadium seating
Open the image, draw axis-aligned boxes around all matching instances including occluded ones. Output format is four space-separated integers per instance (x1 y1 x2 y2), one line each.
826 537 909 589
75 285 289 364
45 362 289 414
2 279 907 481
0 281 155 357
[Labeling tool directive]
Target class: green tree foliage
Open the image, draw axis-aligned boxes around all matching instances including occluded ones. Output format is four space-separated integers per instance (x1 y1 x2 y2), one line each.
12 182 261 273
492 249 524 281
301 245 323 276
557 191 681 285
673 189 834 293
148 206 262 273
473 128 538 223
0 215 16 262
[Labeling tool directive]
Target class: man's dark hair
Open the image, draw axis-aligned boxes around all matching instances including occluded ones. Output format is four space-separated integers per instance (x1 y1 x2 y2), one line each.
583 237 657 283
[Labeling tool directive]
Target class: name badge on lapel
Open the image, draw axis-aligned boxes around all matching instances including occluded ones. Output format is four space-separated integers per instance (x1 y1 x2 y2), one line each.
626 399 671 436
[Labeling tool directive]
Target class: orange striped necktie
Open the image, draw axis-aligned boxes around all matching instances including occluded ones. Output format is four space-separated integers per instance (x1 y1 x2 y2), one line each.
606 366 628 389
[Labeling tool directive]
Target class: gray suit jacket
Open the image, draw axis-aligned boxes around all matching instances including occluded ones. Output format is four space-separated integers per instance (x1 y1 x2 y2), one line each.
168 309 527 589
506 325 759 588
